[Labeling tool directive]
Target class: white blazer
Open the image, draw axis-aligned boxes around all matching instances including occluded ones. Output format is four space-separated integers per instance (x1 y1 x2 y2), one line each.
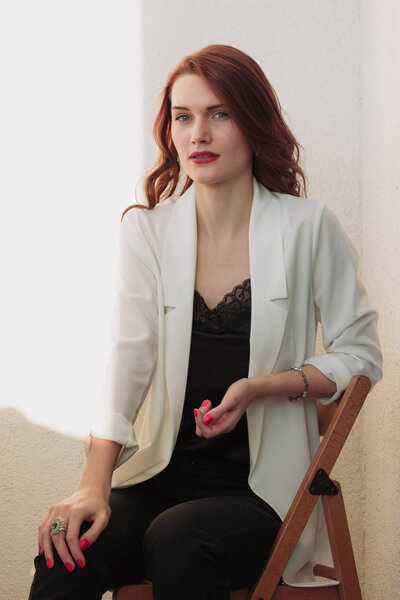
87 176 382 586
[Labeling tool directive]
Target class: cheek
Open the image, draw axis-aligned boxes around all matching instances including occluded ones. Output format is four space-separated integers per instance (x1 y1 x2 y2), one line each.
235 140 253 164
223 130 249 156
228 143 252 166
229 127 252 160
171 125 188 147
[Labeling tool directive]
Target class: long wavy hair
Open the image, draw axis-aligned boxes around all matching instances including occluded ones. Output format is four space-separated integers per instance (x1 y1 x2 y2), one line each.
122 44 307 219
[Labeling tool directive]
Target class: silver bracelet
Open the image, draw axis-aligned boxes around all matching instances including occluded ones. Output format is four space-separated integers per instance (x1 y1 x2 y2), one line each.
288 367 309 401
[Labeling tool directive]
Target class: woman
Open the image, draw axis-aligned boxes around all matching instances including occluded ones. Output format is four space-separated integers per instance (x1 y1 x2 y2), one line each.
29 44 382 599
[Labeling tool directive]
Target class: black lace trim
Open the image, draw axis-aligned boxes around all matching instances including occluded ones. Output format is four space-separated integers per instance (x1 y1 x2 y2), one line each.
193 278 251 327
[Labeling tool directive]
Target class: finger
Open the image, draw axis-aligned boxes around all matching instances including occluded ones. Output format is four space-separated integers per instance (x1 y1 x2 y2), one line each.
51 531 76 572
65 513 88 568
200 408 237 437
195 407 223 438
78 510 110 553
201 394 238 426
194 403 211 437
195 417 202 437
198 399 212 417
39 515 55 569
194 401 234 437
38 521 45 556
207 413 233 433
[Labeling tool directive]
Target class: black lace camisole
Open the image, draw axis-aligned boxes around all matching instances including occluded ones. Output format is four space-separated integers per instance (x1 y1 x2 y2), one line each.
165 277 254 496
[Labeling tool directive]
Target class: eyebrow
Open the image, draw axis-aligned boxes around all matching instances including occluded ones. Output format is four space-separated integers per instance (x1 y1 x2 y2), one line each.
171 104 225 111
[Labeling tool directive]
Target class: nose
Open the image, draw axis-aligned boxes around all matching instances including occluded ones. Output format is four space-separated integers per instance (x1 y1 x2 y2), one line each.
190 117 211 145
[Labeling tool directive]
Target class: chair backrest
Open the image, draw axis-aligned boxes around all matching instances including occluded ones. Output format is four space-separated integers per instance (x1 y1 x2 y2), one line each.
247 374 371 600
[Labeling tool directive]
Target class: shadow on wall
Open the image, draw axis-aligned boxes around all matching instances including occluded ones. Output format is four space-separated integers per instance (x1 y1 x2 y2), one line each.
0 407 87 600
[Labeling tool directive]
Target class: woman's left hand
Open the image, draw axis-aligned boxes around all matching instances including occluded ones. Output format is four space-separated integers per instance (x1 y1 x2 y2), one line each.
194 378 254 438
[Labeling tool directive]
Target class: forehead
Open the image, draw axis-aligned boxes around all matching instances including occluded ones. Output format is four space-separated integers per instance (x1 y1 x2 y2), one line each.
170 73 223 108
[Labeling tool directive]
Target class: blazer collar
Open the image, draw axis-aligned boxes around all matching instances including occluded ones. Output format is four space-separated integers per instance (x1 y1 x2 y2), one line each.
161 175 288 307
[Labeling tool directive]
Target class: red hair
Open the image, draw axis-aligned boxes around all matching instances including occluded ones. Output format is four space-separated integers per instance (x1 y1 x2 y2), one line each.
122 44 307 219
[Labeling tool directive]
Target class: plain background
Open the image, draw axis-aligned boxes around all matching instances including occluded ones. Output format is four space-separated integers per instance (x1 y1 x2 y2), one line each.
0 1 399 598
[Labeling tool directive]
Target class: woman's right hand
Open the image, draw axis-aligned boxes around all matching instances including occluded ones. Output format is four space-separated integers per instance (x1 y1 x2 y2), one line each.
38 487 111 572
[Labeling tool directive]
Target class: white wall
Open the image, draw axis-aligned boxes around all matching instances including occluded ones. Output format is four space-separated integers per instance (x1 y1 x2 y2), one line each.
1 1 397 598
360 0 400 596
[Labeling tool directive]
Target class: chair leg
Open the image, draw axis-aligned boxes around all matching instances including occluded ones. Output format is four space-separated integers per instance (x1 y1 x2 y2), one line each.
322 482 362 600
113 582 154 600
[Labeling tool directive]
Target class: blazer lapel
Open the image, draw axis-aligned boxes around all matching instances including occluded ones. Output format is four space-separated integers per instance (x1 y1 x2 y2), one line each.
161 184 198 437
161 176 289 439
248 177 289 379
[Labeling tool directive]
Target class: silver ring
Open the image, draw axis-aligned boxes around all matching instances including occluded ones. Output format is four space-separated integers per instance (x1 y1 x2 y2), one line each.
50 516 68 537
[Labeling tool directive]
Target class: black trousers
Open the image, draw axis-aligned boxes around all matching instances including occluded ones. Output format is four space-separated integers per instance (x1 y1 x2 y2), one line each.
28 457 282 600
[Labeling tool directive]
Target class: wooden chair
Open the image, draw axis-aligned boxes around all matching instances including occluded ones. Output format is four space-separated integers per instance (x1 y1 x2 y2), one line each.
112 374 371 600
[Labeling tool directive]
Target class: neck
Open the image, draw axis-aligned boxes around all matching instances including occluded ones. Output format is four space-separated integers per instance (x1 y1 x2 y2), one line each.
194 172 254 243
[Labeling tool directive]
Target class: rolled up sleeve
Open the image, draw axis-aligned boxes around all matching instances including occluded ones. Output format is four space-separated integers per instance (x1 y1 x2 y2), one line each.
85 209 158 462
303 204 383 404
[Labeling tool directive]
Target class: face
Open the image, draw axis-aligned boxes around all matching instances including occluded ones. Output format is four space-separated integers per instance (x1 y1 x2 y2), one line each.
170 73 254 186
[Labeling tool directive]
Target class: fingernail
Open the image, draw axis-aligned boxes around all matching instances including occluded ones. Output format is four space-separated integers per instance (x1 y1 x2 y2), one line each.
194 409 198 417
79 539 90 550
203 415 213 424
201 400 209 407
77 559 85 568
46 558 52 568
65 562 74 572
38 545 42 554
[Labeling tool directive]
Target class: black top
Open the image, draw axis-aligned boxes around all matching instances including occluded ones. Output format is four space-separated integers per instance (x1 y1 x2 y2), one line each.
168 278 253 494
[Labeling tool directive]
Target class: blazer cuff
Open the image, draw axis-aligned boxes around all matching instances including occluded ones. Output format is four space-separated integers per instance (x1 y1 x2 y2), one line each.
84 411 139 468
303 354 353 404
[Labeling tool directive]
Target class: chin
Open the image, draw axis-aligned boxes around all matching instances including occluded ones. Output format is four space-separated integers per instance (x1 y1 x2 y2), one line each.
191 176 224 187
187 170 229 186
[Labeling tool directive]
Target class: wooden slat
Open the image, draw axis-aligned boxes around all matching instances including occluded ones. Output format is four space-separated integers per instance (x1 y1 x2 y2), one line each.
271 586 339 599
322 484 362 600
313 564 336 580
113 583 153 600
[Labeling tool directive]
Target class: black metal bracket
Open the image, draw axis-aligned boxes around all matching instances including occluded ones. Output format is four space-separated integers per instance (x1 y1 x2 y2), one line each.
309 468 339 496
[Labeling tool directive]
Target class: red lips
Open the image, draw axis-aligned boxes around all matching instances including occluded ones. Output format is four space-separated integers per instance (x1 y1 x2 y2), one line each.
189 151 218 158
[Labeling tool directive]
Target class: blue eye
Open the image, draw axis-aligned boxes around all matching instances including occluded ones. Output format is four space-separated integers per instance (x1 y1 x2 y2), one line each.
174 111 228 122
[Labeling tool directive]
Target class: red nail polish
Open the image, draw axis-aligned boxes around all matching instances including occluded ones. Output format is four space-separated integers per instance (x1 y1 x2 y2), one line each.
194 409 198 417
38 545 42 554
65 562 74 572
77 559 85 568
46 558 52 568
79 539 90 550
201 400 209 407
203 414 213 424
